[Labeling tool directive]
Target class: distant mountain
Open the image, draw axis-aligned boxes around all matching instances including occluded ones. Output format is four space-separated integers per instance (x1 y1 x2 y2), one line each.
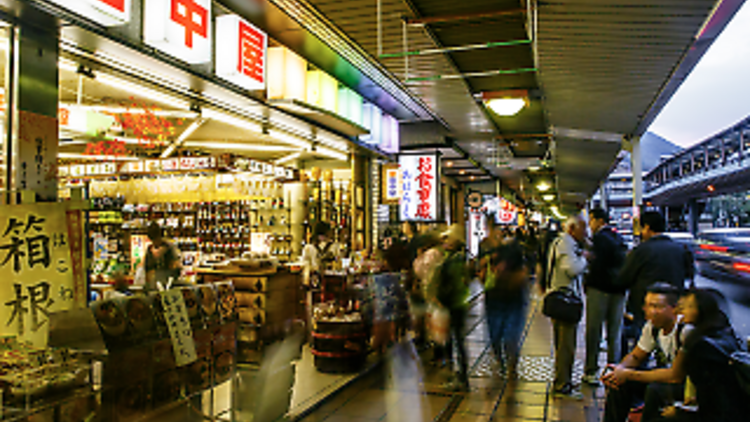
613 132 683 173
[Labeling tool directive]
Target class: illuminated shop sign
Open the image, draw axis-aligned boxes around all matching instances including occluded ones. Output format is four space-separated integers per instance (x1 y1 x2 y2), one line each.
48 0 132 26
144 0 212 64
216 15 267 91
399 154 439 221
381 164 401 204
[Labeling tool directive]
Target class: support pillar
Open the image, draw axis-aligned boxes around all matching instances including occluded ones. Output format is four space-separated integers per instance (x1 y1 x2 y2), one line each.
631 136 643 230
600 182 608 212
9 20 60 201
688 198 699 235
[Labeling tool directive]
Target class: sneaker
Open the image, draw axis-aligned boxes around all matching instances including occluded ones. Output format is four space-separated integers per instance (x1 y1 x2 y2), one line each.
553 384 584 401
581 373 601 386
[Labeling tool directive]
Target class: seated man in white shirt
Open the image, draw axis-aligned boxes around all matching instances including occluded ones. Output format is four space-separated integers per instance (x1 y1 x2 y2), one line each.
601 283 692 422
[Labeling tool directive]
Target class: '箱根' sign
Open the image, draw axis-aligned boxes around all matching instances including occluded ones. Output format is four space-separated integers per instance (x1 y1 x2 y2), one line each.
48 0 132 26
216 14 267 91
0 204 77 347
399 154 438 221
144 0 212 64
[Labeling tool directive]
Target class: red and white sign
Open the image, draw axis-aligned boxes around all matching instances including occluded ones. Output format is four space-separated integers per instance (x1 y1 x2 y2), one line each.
48 0 131 26
216 15 268 91
399 154 438 221
498 198 517 224
144 0 212 64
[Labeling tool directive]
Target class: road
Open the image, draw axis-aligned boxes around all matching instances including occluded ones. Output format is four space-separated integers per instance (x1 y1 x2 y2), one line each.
694 273 750 341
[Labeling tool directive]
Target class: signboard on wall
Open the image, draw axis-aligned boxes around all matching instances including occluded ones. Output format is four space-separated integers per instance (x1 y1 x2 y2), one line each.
144 0 212 64
48 0 132 26
216 15 267 91
381 164 401 204
399 154 439 221
0 203 77 347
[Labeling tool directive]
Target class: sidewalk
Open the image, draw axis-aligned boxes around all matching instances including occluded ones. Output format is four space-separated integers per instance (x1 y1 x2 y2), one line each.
297 291 607 422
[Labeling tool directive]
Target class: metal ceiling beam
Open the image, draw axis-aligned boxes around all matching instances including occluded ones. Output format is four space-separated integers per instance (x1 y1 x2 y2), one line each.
379 39 532 59
405 8 525 26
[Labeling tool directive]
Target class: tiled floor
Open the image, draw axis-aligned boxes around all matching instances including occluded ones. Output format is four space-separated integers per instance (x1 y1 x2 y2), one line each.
298 288 608 422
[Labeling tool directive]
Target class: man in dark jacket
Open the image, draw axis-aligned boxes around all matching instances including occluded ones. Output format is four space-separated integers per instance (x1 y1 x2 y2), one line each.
583 208 628 385
618 211 692 331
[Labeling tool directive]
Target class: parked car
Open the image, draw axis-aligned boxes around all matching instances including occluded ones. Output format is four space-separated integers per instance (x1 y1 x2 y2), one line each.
695 228 750 284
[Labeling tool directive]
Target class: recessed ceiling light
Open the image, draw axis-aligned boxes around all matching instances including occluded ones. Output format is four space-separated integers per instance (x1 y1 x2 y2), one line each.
542 194 555 201
460 170 466 175
486 98 526 116
536 181 551 192
445 161 453 167
528 166 540 172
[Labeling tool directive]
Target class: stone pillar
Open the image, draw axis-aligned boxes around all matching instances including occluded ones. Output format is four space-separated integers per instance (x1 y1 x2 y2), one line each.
9 20 60 201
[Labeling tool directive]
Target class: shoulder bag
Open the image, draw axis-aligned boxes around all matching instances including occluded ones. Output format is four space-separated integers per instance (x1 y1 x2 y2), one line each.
542 238 583 323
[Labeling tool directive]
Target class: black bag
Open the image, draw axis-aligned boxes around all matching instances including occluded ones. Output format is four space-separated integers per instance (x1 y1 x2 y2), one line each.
542 287 583 323
730 350 750 397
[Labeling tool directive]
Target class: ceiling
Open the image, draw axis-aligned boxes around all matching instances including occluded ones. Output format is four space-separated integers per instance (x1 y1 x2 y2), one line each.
272 0 745 212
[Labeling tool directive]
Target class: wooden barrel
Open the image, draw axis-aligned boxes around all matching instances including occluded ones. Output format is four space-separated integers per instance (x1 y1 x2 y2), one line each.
311 319 367 373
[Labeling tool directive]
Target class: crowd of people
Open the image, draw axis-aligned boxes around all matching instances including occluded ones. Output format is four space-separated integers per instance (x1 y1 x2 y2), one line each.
378 208 749 421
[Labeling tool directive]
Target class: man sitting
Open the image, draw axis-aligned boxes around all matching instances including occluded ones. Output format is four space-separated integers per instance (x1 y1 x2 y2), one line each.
601 283 692 422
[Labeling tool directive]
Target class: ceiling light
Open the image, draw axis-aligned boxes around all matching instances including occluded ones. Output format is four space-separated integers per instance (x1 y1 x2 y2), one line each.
470 176 476 181
63 104 198 118
486 98 527 116
267 128 313 150
542 194 555 201
459 170 466 175
182 141 298 152
96 72 191 110
275 152 302 165
203 108 264 134
445 161 453 167
528 166 540 172
536 181 551 192
316 131 349 152
315 146 348 161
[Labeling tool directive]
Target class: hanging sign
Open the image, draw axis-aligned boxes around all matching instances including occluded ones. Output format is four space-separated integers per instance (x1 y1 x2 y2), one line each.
160 289 198 366
144 0 212 64
0 203 77 347
381 164 401 204
399 154 439 221
466 191 484 209
216 15 267 91
498 198 517 225
47 0 132 27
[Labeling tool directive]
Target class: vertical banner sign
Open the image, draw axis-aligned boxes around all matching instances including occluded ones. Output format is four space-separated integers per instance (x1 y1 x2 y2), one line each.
144 0 212 64
380 164 401 204
216 15 268 91
46 0 132 26
160 289 198 366
0 204 75 347
399 154 438 221
65 211 87 308
17 111 59 202
467 210 486 258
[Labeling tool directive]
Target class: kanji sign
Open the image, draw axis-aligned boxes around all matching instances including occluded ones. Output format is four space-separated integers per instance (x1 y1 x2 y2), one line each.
216 15 268 91
144 0 212 64
497 198 517 225
0 204 76 347
47 0 131 26
381 164 401 204
17 111 58 202
399 154 439 221
160 289 197 366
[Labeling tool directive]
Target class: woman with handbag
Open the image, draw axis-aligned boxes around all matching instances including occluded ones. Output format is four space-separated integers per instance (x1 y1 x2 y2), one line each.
544 215 588 400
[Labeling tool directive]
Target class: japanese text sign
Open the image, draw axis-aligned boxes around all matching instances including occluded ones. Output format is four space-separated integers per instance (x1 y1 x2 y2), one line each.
144 0 212 64
47 0 132 26
160 289 198 366
0 204 76 347
399 154 439 221
216 15 268 91
381 164 401 204
497 198 517 225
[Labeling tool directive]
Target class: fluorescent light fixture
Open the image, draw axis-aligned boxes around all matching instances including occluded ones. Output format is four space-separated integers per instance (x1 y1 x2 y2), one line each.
96 72 191 110
62 104 198 118
315 146 348 161
267 128 312 150
275 152 302 165
161 118 204 158
542 194 555 201
59 58 79 73
58 153 139 161
528 166 540 172
183 141 298 152
203 108 263 134
316 131 349 152
536 181 551 192
486 98 526 116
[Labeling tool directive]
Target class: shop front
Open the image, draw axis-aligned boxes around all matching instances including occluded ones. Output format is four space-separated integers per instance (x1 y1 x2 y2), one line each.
0 0 403 420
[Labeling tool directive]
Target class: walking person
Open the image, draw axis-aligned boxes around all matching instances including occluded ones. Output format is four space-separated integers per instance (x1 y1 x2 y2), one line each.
582 208 628 385
546 215 588 399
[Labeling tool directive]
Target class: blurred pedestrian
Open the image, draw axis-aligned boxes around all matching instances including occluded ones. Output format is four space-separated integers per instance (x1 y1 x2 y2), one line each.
371 239 410 353
583 208 628 385
547 215 588 399
412 233 443 348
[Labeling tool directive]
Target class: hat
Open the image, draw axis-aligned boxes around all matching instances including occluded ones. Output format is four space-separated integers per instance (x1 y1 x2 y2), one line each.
441 224 465 244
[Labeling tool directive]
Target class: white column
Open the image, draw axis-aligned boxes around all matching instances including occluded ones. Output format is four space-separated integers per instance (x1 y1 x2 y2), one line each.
631 136 643 219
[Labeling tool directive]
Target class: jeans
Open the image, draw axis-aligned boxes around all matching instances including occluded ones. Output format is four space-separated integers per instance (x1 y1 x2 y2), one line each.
486 298 527 365
603 381 683 422
585 287 627 376
552 319 578 390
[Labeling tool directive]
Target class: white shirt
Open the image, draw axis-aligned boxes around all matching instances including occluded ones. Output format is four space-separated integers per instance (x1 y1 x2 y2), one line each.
637 315 693 364
301 241 340 285
547 233 588 295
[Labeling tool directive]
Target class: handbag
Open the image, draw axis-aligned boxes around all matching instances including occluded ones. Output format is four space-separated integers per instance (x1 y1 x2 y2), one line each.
542 237 583 323
543 287 583 323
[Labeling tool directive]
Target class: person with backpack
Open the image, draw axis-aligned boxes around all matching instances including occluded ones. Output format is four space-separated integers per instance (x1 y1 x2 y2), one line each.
430 224 470 391
582 208 629 385
609 288 749 422
600 283 692 422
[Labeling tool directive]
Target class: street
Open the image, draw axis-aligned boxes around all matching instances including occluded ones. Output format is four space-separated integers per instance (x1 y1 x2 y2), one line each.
694 273 750 340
